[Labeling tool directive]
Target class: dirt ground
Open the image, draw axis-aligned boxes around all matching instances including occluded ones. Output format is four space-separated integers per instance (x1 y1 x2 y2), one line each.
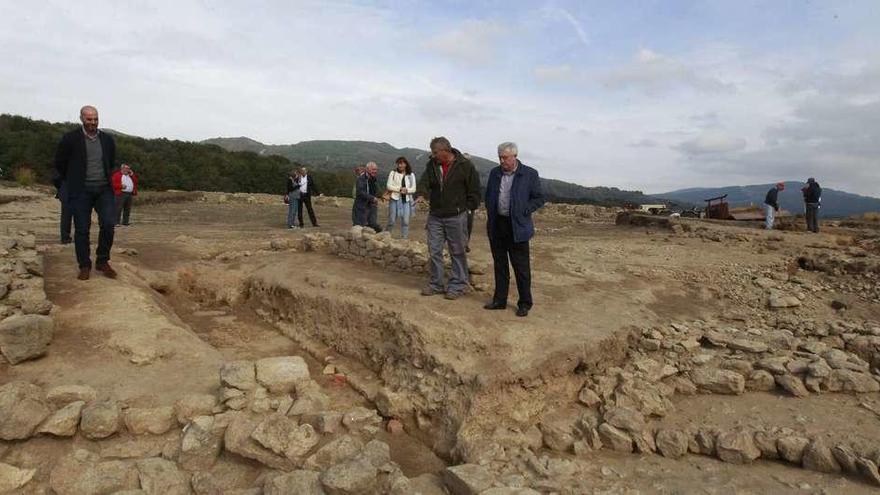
2 183 880 494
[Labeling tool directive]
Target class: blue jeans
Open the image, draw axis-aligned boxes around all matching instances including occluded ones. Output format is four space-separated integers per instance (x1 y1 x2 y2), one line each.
71 185 116 269
386 199 412 238
287 198 300 228
764 204 775 230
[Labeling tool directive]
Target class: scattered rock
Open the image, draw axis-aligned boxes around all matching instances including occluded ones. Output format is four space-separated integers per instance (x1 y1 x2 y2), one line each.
264 470 325 495
80 400 121 439
777 436 810 464
0 381 51 440
802 438 841 473
775 374 809 397
49 450 140 495
288 381 331 416
540 417 575 452
341 406 382 433
602 407 646 432
125 406 175 435
360 440 391 468
746 370 776 391
442 464 496 495
856 457 880 486
224 413 295 470
256 356 310 394
136 457 192 495
752 430 779 459
305 435 364 471
690 428 717 456
831 444 859 473
716 430 761 464
220 361 258 391
769 293 802 309
175 394 218 425
179 416 223 471
0 314 53 364
0 461 36 493
46 384 97 408
598 423 632 452
37 400 85 437
691 368 745 395
577 386 601 407
655 429 689 458
320 457 378 495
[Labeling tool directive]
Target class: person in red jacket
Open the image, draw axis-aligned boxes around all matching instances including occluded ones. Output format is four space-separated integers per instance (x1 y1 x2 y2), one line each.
111 163 138 226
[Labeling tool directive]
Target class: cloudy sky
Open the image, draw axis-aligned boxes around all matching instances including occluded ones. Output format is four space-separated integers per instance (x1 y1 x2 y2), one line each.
1 1 878 195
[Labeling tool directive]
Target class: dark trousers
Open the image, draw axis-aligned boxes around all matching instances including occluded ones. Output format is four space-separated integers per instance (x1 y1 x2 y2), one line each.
467 210 474 239
60 202 73 242
489 216 532 308
72 185 116 269
298 193 318 226
354 200 382 232
805 203 820 233
115 192 133 225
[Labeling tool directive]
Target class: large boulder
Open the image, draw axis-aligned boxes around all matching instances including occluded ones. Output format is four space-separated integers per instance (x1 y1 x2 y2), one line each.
304 435 364 471
655 429 689 459
802 438 841 473
0 314 53 364
256 356 310 394
0 381 51 440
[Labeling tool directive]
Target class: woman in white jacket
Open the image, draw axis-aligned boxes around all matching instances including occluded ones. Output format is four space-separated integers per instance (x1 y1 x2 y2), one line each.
385 156 417 238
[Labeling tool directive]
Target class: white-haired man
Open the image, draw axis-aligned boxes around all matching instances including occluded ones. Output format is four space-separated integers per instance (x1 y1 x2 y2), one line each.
483 142 545 317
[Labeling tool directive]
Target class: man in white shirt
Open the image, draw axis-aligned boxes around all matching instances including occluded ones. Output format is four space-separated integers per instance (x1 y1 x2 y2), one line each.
297 167 320 227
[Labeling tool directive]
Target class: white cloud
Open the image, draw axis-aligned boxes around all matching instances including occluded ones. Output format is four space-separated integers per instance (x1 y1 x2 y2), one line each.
675 132 747 155
540 7 589 47
533 64 577 83
422 19 504 66
599 49 735 94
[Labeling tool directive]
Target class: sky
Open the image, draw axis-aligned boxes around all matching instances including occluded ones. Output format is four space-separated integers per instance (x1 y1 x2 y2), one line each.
1 0 878 196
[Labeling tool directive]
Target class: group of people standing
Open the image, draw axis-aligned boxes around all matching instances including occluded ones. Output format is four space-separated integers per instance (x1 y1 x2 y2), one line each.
347 137 545 317
763 178 823 232
285 167 320 229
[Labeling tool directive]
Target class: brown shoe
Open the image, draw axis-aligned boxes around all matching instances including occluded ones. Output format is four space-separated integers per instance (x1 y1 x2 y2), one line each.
95 262 117 279
77 267 90 280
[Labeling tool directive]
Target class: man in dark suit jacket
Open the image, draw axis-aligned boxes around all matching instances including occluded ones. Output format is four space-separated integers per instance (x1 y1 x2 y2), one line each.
483 142 545 317
53 105 118 280
297 167 320 227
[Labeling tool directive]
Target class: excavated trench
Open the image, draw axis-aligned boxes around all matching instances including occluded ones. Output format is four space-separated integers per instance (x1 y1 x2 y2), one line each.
174 258 635 463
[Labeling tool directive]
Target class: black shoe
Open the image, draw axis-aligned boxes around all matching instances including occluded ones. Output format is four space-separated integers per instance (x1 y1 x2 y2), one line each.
61 239 72 244
516 306 530 317
484 301 506 310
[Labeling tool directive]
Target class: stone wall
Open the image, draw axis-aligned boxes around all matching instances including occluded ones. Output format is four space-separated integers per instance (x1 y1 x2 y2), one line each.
0 231 53 365
303 227 490 291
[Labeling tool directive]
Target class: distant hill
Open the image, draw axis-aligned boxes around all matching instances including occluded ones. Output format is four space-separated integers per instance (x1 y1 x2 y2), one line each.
203 137 674 207
659 182 880 218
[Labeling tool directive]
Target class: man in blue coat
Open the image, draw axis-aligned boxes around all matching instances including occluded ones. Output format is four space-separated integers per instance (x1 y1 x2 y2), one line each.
483 142 545 317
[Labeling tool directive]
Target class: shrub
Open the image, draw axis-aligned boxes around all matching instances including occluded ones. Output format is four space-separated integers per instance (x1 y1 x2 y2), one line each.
14 166 35 186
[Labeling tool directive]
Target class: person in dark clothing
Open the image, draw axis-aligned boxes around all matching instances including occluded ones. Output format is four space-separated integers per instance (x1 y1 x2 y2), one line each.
296 167 320 227
415 137 480 300
802 177 822 233
483 142 545 317
354 162 382 232
763 182 784 230
56 181 72 244
351 166 364 226
53 105 117 281
285 170 301 229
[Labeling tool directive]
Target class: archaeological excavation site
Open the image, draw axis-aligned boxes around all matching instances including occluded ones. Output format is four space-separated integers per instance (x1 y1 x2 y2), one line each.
2 184 880 494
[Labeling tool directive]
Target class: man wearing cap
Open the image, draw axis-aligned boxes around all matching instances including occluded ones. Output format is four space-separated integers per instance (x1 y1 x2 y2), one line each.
763 182 784 230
